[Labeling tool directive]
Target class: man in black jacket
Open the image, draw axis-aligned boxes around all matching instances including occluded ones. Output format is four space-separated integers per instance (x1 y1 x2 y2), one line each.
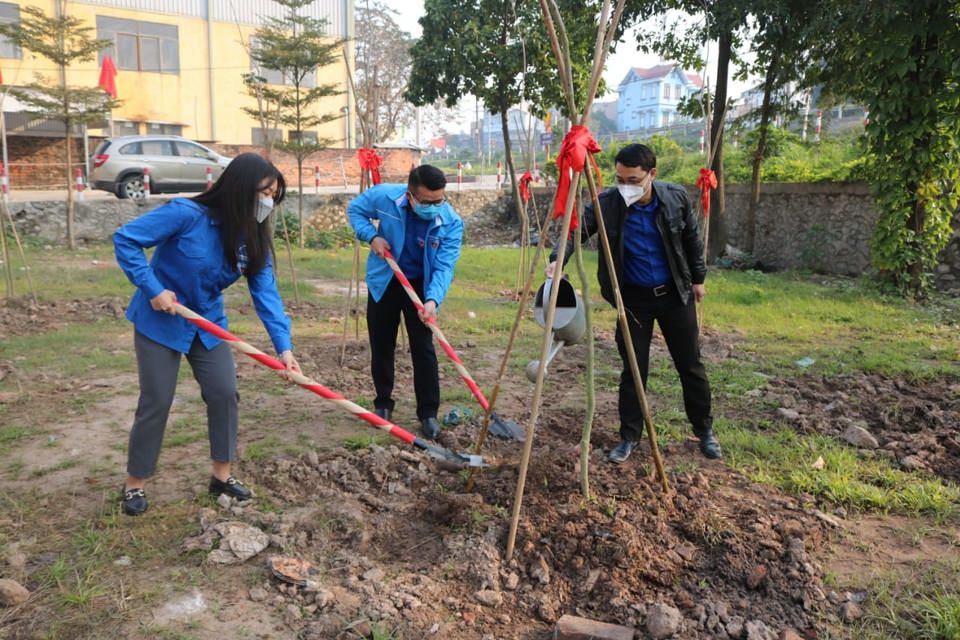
547 143 721 461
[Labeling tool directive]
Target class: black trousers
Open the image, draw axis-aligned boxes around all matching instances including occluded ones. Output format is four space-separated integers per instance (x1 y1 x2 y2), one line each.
615 290 712 442
367 277 440 420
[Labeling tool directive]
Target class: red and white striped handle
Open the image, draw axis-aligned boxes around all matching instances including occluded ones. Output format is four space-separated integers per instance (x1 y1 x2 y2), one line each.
173 303 417 445
381 250 490 412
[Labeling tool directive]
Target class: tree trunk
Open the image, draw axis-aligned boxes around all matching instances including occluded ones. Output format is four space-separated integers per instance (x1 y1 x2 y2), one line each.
65 120 75 250
500 106 524 227
297 154 305 248
746 47 780 254
707 31 731 262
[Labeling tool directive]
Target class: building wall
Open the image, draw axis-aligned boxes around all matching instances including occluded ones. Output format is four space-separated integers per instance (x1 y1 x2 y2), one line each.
0 0 353 146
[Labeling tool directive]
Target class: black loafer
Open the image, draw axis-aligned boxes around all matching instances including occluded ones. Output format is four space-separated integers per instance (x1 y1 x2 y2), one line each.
209 475 252 501
121 487 148 516
374 407 393 422
698 430 723 459
420 417 441 440
608 440 639 464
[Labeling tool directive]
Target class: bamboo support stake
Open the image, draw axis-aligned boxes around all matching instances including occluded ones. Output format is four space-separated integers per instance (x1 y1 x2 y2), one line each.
277 204 301 306
505 170 580 560
0 205 13 296
0 199 37 305
465 211 558 492
339 238 360 366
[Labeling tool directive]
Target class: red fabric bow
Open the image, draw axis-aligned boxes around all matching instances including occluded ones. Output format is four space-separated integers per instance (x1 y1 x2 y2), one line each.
519 170 533 203
553 125 601 232
358 148 383 185
695 168 717 218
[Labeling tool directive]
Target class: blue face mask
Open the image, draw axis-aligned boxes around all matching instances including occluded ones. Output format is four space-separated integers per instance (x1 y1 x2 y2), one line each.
413 203 442 221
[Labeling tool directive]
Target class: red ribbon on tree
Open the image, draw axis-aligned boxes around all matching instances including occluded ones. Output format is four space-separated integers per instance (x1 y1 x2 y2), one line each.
519 170 533 203
358 148 383 185
553 125 601 232
695 167 717 218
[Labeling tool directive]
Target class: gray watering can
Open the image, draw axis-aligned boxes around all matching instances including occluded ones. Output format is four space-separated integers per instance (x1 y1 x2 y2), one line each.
526 277 586 383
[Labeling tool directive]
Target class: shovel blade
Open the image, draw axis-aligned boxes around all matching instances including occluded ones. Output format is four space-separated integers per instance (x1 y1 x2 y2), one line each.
488 413 526 441
414 438 487 469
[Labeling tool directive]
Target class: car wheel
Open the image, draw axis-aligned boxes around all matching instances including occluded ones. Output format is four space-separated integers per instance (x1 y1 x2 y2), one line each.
119 174 146 201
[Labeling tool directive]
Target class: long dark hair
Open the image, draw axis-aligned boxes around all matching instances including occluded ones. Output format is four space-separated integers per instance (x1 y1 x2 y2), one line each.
192 152 286 276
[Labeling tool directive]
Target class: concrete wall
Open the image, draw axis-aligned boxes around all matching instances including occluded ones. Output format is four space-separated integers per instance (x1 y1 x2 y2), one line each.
6 182 960 293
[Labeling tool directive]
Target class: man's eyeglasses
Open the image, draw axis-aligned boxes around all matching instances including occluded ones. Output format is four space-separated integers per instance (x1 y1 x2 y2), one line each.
408 191 446 206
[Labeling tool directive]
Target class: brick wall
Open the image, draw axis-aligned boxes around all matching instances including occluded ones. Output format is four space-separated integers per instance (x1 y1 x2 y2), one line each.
208 144 422 188
6 135 99 189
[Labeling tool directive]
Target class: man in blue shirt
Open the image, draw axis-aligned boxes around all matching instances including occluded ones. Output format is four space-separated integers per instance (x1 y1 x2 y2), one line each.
548 143 721 462
348 165 464 440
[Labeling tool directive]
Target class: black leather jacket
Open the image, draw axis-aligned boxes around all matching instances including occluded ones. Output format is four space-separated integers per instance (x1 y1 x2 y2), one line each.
550 181 707 306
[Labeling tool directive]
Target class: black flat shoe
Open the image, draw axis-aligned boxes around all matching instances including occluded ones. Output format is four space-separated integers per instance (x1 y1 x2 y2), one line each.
121 487 148 516
698 430 723 459
420 417 441 440
374 407 393 422
608 440 639 464
209 475 252 501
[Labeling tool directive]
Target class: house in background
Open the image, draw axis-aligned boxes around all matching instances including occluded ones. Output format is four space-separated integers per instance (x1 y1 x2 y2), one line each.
616 64 703 132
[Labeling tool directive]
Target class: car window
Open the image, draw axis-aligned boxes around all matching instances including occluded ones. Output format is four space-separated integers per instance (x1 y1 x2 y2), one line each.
175 142 210 159
119 142 141 155
141 140 174 156
94 141 110 155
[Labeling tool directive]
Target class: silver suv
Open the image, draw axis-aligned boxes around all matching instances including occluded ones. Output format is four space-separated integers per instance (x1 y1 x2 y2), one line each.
89 135 231 200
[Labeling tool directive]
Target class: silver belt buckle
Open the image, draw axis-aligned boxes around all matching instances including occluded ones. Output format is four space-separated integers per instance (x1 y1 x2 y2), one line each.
652 284 668 297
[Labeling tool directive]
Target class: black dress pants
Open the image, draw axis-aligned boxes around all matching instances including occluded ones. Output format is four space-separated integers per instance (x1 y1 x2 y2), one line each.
615 289 713 442
367 277 440 420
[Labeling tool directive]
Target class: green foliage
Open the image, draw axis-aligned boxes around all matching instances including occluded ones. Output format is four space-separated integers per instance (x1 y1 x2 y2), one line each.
247 0 344 157
810 1 960 295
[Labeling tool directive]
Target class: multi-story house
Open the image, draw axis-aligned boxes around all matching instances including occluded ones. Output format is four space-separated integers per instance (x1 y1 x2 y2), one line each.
0 0 354 147
616 63 703 133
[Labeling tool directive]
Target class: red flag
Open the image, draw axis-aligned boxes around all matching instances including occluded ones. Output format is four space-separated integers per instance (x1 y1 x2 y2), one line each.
358 147 383 185
695 168 718 218
0 68 4 85
519 170 533 203
98 55 118 98
553 125 601 232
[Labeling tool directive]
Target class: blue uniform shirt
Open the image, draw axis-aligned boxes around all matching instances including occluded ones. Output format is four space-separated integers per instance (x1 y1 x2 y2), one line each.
398 209 431 281
622 195 671 287
113 198 292 355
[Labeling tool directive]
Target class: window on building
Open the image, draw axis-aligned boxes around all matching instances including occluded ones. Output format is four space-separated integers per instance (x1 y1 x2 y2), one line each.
249 37 317 88
97 16 179 74
145 122 183 136
0 3 21 60
252 127 283 146
113 120 140 136
288 130 319 144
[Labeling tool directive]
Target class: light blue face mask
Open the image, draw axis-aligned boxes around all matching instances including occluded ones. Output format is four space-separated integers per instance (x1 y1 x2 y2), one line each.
413 203 442 221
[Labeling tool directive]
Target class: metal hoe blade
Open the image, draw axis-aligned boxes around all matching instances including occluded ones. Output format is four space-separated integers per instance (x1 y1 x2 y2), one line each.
487 412 526 441
414 438 487 469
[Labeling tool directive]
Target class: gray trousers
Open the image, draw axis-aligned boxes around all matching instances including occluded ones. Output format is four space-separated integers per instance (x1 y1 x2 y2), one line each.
127 331 239 478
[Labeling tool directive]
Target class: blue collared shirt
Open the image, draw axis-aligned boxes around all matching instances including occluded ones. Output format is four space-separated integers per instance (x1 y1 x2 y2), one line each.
113 198 292 354
622 195 671 287
399 209 431 281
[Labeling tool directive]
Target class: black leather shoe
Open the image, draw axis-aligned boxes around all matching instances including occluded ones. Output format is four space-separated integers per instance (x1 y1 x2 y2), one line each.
209 475 253 501
608 440 640 464
121 487 148 516
420 417 441 440
698 430 723 459
374 407 393 422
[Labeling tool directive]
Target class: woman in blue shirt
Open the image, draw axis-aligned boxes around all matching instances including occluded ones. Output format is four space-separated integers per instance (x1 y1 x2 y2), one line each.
113 153 300 516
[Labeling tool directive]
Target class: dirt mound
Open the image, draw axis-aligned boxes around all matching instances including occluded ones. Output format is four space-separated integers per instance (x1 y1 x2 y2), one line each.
763 374 960 481
0 296 126 338
222 417 832 639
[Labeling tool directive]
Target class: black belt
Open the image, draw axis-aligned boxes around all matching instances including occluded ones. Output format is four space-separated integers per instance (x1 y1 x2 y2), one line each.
624 281 674 301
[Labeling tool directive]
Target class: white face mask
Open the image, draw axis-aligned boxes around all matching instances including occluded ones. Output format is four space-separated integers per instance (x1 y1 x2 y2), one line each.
255 196 274 223
617 184 646 207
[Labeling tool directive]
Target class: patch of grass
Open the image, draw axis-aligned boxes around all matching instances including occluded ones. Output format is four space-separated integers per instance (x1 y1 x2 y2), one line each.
164 416 206 448
30 457 82 478
342 434 390 450
846 558 960 640
721 420 960 519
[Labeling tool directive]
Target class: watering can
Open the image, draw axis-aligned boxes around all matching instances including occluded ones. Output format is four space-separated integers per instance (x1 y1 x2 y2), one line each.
525 277 587 383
